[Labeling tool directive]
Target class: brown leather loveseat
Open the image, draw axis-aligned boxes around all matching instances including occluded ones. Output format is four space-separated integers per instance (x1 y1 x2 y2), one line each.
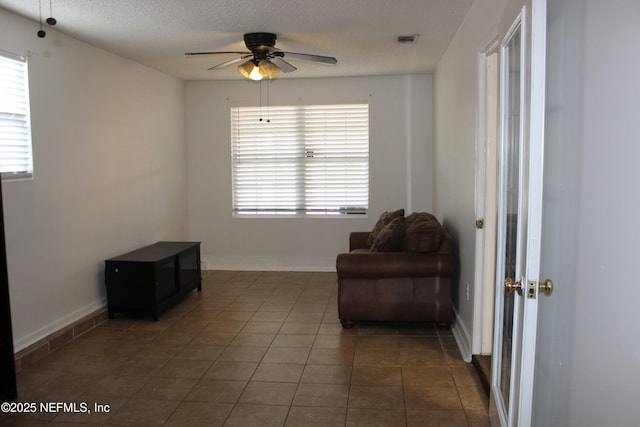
336 211 454 329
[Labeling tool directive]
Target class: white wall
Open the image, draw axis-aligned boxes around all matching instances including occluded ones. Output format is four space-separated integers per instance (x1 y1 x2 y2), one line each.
534 0 640 425
433 0 508 357
0 8 188 351
186 75 433 271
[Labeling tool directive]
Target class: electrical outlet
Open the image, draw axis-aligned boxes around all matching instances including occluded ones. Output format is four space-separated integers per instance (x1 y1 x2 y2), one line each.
466 283 470 300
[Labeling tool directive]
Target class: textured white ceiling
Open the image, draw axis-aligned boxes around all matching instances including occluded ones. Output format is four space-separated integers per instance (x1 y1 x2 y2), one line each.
0 0 474 80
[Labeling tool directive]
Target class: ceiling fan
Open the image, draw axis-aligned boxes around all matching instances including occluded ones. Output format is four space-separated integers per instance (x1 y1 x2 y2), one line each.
185 32 337 80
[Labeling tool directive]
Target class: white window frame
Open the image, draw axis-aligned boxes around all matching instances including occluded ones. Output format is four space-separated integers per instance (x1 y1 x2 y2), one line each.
231 104 369 217
0 50 34 180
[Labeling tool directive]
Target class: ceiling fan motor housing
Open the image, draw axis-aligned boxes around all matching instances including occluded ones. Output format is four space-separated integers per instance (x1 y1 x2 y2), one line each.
244 32 277 54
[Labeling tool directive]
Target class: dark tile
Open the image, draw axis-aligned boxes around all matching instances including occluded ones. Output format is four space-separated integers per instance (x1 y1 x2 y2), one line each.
353 348 401 367
230 332 276 347
239 381 298 405
402 366 455 387
406 408 469 427
92 374 149 397
217 345 268 362
271 334 316 348
311 342 355 361
346 408 407 427
404 386 463 410
301 364 352 385
262 347 310 364
224 403 289 427
351 366 402 386
293 383 349 407
174 343 226 361
243 320 284 333
185 378 246 403
164 401 233 427
457 385 489 411
466 410 491 427
156 358 213 378
106 398 180 426
348 385 405 409
285 406 347 427
134 376 198 400
279 322 320 335
253 362 305 382
203 360 258 381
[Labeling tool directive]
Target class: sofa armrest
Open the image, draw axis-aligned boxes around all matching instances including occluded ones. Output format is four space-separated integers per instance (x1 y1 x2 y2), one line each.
349 232 371 251
336 252 453 279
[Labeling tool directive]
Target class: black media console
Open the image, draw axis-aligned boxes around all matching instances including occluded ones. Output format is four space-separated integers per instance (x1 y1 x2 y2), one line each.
105 241 201 321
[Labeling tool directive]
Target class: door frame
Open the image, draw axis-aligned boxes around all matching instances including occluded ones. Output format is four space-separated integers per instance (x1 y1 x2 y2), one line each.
473 36 500 355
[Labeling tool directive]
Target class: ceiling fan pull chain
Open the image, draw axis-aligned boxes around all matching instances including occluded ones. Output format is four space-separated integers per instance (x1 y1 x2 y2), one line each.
266 79 271 123
37 0 45 37
47 0 57 26
259 80 263 122
37 0 58 38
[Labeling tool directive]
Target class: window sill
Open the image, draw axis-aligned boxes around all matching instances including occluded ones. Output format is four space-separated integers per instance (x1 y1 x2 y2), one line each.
1 172 33 182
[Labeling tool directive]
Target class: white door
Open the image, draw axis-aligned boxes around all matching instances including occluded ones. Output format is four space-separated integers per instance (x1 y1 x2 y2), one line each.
490 0 548 426
473 41 499 355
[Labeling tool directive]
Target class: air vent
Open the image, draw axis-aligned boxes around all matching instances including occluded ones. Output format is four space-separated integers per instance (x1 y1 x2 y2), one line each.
397 34 419 44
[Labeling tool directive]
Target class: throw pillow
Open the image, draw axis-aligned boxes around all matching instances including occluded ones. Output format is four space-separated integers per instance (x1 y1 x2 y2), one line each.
371 216 406 252
367 208 405 246
403 212 444 252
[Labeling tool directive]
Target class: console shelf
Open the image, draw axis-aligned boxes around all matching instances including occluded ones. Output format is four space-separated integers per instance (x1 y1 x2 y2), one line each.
105 241 201 321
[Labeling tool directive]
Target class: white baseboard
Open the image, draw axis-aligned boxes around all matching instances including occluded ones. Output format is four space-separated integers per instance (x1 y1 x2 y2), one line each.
201 255 337 272
452 305 473 363
13 298 107 352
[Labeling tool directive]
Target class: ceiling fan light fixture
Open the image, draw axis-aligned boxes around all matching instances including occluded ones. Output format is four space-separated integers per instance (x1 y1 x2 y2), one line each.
258 60 281 79
249 66 263 81
237 60 263 81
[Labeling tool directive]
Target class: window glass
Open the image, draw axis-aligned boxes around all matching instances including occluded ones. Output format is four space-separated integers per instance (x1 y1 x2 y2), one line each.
0 50 34 180
231 104 369 216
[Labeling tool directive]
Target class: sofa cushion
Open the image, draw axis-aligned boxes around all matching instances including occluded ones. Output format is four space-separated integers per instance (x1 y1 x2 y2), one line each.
367 209 405 246
350 248 371 254
403 212 444 252
371 216 406 252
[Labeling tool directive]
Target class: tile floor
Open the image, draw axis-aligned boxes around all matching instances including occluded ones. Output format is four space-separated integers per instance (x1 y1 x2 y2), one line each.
2 271 489 426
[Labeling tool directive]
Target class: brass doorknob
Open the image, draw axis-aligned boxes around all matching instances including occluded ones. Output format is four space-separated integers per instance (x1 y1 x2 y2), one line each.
539 279 554 296
504 277 523 296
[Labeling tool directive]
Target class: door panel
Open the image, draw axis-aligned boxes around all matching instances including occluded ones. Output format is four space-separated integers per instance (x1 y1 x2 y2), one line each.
492 12 527 425
490 0 547 426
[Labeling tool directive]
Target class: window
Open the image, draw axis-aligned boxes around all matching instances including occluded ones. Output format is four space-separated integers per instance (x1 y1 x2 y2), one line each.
231 104 368 216
0 50 33 180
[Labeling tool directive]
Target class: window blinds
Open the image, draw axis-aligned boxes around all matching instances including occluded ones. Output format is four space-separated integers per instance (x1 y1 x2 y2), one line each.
0 51 33 179
231 104 369 215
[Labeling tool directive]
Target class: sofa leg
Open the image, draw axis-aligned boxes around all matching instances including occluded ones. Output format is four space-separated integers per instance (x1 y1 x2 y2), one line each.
436 322 450 330
340 319 355 329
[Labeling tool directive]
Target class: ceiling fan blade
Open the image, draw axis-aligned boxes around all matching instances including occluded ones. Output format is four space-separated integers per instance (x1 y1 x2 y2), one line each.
282 52 337 64
185 51 250 56
208 55 252 71
270 57 297 73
